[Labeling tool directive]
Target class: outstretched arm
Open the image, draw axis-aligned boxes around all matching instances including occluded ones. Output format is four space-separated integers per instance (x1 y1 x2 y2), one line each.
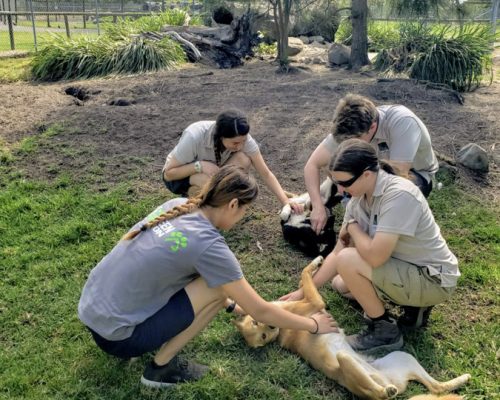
223 278 338 334
304 143 332 234
250 151 303 213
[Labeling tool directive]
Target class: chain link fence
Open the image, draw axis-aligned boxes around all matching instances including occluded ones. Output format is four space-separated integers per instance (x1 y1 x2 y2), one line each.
0 0 203 52
0 0 497 53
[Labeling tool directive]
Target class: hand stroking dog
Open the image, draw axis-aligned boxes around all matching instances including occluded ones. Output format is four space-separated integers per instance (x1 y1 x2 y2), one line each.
234 256 470 400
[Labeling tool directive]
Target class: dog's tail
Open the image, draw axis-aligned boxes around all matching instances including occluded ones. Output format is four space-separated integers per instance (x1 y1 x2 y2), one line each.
408 395 463 400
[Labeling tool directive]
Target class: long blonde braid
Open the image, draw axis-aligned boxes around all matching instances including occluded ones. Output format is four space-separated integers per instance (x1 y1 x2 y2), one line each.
122 165 258 241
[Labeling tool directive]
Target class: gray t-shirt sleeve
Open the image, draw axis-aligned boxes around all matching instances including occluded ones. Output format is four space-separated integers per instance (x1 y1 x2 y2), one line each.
321 134 338 155
388 117 422 163
171 128 199 165
376 191 422 236
196 237 243 288
244 134 259 155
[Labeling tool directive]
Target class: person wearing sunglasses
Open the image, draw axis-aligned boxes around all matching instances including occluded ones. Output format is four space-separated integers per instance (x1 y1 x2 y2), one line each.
281 139 459 352
304 94 438 237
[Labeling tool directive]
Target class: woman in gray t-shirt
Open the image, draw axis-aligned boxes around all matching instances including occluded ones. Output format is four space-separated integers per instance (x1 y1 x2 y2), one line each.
79 165 337 388
162 109 301 213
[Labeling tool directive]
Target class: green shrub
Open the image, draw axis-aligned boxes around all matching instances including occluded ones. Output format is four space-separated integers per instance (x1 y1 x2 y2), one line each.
103 9 201 40
254 42 277 56
375 22 494 91
335 20 400 50
31 34 185 81
410 24 494 91
291 2 340 42
366 21 401 51
333 17 351 43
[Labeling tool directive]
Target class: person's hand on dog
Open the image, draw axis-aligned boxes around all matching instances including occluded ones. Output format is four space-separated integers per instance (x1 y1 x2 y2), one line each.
279 288 304 302
288 201 304 214
310 206 328 235
339 226 351 247
311 311 338 334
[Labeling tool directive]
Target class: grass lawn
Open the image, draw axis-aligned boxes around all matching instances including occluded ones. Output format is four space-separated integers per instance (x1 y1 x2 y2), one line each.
0 125 499 399
0 56 33 82
0 31 98 52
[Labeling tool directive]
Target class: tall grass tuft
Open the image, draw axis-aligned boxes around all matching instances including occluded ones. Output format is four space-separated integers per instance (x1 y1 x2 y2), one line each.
31 34 185 81
104 9 201 40
410 24 494 91
375 23 495 91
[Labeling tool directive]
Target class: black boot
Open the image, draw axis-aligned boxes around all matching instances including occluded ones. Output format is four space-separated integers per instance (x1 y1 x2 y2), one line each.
398 306 433 329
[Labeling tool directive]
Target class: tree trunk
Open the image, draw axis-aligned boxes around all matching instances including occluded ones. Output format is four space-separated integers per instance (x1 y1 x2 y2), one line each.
274 0 292 68
46 0 51 28
1 0 6 23
350 0 370 69
492 0 499 35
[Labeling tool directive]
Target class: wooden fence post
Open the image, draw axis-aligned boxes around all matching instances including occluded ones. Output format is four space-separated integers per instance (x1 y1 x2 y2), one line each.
64 14 71 38
7 14 15 50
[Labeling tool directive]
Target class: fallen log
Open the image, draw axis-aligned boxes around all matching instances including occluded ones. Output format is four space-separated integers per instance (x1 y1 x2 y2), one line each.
142 11 260 69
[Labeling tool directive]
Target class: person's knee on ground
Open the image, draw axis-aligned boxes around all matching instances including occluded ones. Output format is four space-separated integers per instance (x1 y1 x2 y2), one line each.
225 151 251 171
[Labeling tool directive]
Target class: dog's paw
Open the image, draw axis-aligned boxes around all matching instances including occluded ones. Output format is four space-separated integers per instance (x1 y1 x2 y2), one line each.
279 204 292 221
312 256 324 268
303 256 323 276
384 385 398 398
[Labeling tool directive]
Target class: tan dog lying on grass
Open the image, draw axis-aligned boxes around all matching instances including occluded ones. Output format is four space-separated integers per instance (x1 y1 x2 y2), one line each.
234 256 470 400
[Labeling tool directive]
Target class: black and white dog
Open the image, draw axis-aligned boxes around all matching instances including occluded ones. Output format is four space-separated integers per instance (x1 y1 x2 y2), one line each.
280 178 343 257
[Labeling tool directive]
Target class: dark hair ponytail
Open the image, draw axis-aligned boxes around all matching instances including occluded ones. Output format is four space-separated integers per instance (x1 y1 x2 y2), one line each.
213 109 250 166
329 138 407 179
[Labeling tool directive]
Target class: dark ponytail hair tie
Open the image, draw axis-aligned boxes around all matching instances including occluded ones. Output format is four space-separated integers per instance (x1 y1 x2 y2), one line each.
140 225 148 231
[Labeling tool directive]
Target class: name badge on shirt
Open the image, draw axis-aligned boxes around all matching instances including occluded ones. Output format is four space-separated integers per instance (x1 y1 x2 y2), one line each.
378 142 390 160
369 214 378 237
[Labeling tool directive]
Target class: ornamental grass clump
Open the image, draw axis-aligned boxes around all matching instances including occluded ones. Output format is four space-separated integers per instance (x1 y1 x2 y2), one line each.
103 9 200 40
31 34 185 81
375 23 495 92
410 24 494 91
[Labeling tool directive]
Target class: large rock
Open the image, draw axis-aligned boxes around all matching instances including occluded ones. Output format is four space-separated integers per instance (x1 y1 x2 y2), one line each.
309 35 325 44
287 37 304 57
328 43 350 66
457 143 489 172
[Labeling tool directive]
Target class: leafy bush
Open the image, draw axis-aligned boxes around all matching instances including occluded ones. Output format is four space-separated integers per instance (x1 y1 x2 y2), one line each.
410 24 494 91
291 2 340 42
366 21 401 51
254 42 277 56
103 9 201 40
334 17 351 44
31 34 185 81
335 20 400 51
375 23 494 91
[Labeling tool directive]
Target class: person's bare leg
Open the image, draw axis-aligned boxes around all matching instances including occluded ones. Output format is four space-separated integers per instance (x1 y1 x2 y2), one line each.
335 248 385 318
332 275 355 300
154 277 225 365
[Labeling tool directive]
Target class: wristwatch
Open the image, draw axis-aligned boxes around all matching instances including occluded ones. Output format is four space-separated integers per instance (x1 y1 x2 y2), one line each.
345 218 357 231
194 161 202 173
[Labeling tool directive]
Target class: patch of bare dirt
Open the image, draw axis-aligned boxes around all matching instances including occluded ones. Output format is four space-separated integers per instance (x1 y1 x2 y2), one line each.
1 57 499 209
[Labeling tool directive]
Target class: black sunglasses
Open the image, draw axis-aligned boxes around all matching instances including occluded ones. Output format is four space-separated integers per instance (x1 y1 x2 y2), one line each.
331 167 370 188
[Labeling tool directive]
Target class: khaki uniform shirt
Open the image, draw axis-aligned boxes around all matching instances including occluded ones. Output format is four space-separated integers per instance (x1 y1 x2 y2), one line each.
163 121 259 171
343 170 459 287
322 105 439 182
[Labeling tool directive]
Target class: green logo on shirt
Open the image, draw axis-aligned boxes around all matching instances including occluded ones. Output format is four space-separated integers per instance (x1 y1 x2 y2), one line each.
165 231 188 252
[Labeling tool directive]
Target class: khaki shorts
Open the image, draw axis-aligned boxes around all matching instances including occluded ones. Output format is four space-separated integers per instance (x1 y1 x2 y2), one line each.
372 257 455 307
